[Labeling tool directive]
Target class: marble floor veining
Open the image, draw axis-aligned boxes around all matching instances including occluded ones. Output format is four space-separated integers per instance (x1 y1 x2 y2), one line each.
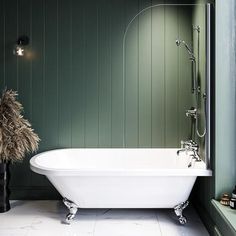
0 201 209 236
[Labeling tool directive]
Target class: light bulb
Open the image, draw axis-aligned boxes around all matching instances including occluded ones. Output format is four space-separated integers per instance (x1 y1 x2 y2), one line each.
13 45 24 56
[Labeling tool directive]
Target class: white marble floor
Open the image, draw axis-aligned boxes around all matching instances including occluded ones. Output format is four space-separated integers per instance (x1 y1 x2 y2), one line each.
0 201 209 236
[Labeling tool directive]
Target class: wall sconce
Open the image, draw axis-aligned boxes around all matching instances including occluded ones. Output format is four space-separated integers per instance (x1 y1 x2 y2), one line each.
13 36 29 56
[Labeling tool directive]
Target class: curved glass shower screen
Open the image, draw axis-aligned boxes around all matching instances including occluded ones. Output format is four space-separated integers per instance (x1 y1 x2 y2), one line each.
122 3 212 162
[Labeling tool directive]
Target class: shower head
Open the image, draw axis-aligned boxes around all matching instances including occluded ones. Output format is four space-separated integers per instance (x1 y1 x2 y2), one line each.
175 38 195 60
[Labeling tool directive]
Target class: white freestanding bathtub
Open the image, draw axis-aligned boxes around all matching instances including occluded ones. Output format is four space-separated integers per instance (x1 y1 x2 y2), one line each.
30 148 212 224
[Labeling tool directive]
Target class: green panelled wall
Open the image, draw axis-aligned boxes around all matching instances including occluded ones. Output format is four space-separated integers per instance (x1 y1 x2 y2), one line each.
0 0 206 199
124 3 195 148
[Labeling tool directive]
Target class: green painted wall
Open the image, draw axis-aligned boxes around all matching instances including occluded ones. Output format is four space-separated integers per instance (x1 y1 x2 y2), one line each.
0 0 208 199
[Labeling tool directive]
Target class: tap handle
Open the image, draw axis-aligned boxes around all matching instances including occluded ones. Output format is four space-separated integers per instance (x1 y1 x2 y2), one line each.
181 140 192 148
181 140 199 150
188 140 198 147
181 140 193 146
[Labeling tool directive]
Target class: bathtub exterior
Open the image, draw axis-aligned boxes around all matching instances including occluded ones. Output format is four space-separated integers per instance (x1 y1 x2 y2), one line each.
30 148 212 209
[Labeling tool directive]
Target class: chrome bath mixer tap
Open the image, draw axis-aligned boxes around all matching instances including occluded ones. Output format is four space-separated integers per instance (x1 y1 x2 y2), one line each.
177 140 201 167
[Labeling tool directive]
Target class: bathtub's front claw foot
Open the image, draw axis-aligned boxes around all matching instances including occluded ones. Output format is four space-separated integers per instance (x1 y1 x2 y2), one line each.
63 198 78 224
174 201 189 225
178 216 187 225
65 212 77 224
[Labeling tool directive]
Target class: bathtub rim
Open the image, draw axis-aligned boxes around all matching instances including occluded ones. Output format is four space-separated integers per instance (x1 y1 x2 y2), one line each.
30 148 212 177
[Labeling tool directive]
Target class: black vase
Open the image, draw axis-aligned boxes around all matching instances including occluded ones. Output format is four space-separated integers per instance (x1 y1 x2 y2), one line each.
0 162 10 212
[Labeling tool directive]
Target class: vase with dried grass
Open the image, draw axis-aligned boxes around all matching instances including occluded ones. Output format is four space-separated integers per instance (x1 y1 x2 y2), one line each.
0 89 40 212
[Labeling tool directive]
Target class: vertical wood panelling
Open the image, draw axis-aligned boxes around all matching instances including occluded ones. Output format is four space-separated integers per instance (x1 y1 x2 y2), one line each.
71 0 85 147
18 0 31 115
125 0 139 147
11 0 31 188
58 0 72 147
151 3 165 147
138 0 152 147
30 0 49 187
5 0 17 90
84 1 99 147
178 6 193 141
111 0 125 147
44 0 59 150
165 5 179 147
98 0 112 147
5 0 21 190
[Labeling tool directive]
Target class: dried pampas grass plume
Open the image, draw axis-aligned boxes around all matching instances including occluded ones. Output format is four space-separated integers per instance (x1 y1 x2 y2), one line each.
0 89 40 162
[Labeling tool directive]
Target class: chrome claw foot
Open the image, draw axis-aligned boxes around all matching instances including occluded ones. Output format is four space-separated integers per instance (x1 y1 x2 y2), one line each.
178 216 187 225
174 201 189 225
65 212 77 224
63 198 78 224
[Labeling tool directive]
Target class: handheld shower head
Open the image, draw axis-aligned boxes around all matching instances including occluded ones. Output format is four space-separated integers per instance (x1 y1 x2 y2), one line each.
175 38 195 61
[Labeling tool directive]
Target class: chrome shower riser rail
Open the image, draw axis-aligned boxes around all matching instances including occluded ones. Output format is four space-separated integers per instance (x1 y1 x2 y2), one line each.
63 198 79 224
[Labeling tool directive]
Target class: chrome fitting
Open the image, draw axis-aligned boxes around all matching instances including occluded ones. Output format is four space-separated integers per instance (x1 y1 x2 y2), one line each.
63 198 79 224
186 107 197 119
174 201 189 225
